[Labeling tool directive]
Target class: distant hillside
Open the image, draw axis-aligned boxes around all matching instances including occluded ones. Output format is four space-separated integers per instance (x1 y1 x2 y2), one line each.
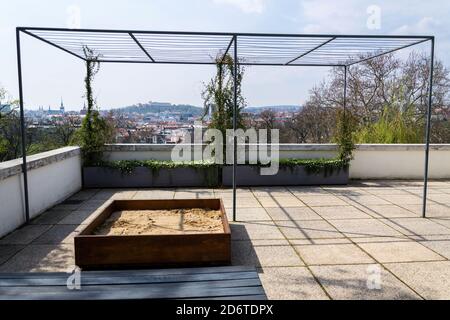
117 102 203 115
114 102 301 115
244 105 301 113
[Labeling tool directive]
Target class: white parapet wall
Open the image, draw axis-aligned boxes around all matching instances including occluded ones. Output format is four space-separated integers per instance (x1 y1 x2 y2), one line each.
104 143 450 179
0 146 82 238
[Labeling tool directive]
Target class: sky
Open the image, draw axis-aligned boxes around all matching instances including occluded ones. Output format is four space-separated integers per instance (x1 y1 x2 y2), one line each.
0 0 449 111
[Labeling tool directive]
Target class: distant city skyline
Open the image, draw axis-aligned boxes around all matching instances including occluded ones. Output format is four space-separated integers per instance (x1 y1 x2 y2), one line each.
1 0 449 111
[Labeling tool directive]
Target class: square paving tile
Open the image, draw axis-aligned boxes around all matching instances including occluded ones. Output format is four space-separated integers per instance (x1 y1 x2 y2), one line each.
310 264 420 300
32 225 82 245
358 241 445 263
91 189 137 200
57 209 98 225
379 194 424 205
328 219 404 238
384 261 450 299
0 225 52 245
401 204 450 218
360 205 417 218
30 209 73 225
251 187 289 197
173 189 215 199
222 196 261 208
344 195 391 206
0 245 24 265
312 206 371 220
276 220 344 240
287 187 330 196
296 195 348 207
417 240 450 259
427 193 450 204
265 207 321 221
133 189 175 199
256 196 305 208
258 267 329 300
384 218 450 236
0 245 74 272
67 189 98 201
225 207 271 221
364 188 411 196
232 241 303 267
294 243 374 265
230 221 285 240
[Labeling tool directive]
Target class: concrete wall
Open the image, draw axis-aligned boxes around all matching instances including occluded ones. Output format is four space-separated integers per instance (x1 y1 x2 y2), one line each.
0 147 82 238
104 143 450 179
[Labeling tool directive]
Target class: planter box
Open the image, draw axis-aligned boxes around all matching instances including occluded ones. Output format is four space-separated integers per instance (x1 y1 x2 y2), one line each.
75 199 230 270
82 166 219 188
222 165 349 186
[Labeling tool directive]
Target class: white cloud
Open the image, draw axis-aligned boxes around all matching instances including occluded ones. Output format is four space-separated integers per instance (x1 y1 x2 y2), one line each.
394 17 441 35
213 0 266 14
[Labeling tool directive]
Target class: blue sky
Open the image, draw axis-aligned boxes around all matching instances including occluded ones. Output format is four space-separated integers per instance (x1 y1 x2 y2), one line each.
0 0 448 110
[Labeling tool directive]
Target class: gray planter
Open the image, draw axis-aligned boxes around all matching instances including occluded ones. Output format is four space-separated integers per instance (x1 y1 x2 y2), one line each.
222 165 349 186
83 166 219 188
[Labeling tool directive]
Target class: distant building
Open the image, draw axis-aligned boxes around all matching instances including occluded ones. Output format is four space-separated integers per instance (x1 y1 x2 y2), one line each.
80 102 87 115
60 97 65 114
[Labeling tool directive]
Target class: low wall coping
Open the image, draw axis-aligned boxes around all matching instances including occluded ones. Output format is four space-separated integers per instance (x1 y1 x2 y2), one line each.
104 143 450 152
0 146 81 181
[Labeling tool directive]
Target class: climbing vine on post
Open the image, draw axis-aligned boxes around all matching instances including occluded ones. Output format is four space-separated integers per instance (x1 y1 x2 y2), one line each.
77 46 113 165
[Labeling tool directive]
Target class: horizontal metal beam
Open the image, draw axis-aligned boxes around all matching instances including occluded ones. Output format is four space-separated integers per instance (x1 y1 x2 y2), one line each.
97 59 344 67
18 26 433 40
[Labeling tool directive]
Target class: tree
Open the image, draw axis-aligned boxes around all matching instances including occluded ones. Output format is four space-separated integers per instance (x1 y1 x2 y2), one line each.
300 52 450 143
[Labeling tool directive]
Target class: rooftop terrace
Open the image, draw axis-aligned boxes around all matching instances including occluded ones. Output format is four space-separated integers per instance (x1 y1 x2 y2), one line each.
1 182 450 299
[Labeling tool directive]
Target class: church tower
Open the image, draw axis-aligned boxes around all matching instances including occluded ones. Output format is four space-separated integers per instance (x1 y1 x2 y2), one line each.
60 97 65 114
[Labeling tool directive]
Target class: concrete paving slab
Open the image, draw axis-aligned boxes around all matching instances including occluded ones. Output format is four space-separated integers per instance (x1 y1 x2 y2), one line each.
230 221 285 240
312 206 371 220
256 196 305 208
310 264 420 300
276 220 344 239
29 209 73 225
296 195 348 207
225 207 272 221
385 261 450 299
384 218 450 236
265 207 321 221
232 241 303 267
32 225 82 245
417 240 450 259
327 219 404 238
360 204 417 218
0 225 52 245
294 243 375 265
0 244 74 272
0 245 24 265
259 267 329 300
358 241 445 263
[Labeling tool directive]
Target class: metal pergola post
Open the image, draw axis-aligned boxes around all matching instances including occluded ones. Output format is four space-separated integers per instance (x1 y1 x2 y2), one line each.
343 65 348 114
422 37 435 218
232 35 237 222
16 29 30 223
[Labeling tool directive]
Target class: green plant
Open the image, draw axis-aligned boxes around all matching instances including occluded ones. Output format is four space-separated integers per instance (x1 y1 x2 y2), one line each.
354 106 423 143
334 108 357 164
96 159 219 174
202 54 246 162
76 46 113 165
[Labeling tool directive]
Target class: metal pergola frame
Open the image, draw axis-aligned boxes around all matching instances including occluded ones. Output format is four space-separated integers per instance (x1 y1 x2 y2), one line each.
15 27 435 222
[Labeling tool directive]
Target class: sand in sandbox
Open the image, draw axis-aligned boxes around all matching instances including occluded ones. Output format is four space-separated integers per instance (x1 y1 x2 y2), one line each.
93 208 224 235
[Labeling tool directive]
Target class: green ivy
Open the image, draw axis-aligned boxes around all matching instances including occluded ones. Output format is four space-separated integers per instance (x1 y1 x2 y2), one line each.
95 159 218 174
